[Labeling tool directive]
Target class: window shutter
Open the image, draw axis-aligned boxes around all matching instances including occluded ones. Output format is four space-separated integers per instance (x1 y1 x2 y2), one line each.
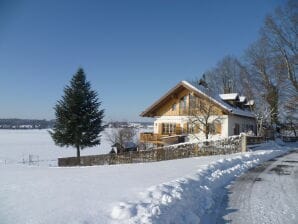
215 123 221 134
183 123 188 133
158 123 162 134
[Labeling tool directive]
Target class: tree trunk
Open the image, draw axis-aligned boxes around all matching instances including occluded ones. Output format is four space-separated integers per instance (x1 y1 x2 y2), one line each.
76 145 80 165
205 123 209 140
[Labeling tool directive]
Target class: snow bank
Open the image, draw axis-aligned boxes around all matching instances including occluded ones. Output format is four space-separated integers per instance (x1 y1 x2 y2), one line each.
111 143 292 224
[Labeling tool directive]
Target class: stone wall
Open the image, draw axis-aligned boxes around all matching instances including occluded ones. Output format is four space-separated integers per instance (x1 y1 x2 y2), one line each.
58 136 244 167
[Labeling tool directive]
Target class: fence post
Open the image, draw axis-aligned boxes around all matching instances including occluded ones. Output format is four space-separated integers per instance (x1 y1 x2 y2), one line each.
241 134 247 152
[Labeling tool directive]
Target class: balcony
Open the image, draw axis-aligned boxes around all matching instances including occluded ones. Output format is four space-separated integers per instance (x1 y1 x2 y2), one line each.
139 132 163 144
139 131 185 146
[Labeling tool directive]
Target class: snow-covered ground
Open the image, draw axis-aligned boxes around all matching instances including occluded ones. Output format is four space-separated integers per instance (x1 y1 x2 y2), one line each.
0 128 149 166
1 133 297 224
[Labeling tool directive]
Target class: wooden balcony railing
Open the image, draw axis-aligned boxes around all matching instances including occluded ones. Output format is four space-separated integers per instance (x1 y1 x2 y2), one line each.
139 132 162 143
140 131 184 145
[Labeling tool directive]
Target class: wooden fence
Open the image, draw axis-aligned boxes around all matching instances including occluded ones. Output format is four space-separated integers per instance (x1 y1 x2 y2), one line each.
58 137 243 167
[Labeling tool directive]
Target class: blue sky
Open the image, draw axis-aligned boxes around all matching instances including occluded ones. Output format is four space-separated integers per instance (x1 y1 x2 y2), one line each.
0 0 285 121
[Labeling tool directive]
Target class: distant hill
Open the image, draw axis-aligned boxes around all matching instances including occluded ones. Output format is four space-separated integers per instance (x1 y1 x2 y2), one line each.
0 119 153 130
0 119 55 129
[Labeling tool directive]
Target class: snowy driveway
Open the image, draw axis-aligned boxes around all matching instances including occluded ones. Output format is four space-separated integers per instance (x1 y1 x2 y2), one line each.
215 149 298 224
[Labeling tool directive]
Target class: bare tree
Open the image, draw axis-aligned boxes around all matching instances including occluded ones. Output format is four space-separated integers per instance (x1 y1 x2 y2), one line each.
105 127 137 153
262 0 298 91
283 94 298 136
204 55 244 94
188 90 223 140
260 0 298 128
254 103 276 136
244 37 285 125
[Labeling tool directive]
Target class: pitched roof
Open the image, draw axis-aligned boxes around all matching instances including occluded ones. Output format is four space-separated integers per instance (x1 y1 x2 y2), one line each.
140 80 255 118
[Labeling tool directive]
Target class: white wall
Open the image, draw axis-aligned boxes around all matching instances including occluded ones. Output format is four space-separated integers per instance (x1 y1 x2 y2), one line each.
228 115 256 136
153 115 229 137
221 115 229 137
153 115 256 138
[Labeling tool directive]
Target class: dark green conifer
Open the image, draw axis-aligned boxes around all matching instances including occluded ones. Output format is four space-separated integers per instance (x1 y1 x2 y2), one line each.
50 68 105 164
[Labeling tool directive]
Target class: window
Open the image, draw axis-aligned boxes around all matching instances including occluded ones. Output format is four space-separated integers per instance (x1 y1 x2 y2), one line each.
214 122 221 134
189 94 199 113
208 123 216 134
179 96 187 110
241 124 245 132
162 123 176 135
249 125 254 132
189 94 196 106
234 123 240 135
171 103 176 111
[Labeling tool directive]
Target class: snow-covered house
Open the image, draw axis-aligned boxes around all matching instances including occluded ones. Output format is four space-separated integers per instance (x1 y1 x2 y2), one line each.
139 81 256 145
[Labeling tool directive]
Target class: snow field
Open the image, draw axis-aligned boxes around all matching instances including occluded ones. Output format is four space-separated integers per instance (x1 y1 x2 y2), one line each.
0 128 149 166
0 129 110 166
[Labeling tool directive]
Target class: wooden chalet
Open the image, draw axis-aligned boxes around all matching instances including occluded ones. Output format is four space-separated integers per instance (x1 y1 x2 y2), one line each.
139 81 256 146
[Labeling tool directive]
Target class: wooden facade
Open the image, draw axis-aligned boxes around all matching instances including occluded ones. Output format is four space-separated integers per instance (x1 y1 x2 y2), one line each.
142 87 226 118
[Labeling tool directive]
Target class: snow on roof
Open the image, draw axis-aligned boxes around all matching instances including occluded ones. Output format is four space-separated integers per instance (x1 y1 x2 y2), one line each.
245 100 255 106
181 81 231 112
181 81 255 118
239 96 247 103
219 93 239 101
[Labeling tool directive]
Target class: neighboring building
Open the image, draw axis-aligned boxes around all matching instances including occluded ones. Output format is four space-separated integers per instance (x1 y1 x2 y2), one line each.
139 81 256 146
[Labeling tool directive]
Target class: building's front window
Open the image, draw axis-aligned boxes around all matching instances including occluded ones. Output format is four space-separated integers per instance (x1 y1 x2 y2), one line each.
189 94 199 114
171 103 176 111
162 123 176 135
179 96 187 114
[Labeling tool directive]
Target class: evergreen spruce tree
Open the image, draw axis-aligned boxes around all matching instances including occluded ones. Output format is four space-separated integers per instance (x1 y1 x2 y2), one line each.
50 68 105 164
